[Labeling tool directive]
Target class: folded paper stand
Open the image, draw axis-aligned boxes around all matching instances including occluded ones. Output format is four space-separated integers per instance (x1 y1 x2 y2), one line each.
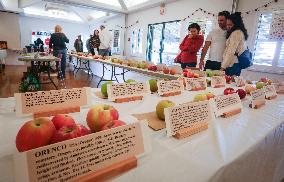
221 108 242 118
114 96 143 103
249 100 266 109
266 95 277 100
33 106 80 118
161 91 181 97
173 122 208 140
75 157 137 182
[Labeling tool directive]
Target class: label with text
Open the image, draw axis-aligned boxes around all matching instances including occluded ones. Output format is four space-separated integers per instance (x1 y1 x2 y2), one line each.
211 76 226 88
213 93 242 117
190 70 206 77
157 80 184 96
22 122 144 182
263 85 277 98
250 89 266 108
107 82 150 101
184 77 207 91
165 100 212 136
15 88 89 115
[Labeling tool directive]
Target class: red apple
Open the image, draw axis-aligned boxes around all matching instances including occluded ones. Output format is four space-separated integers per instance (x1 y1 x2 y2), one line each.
186 72 193 78
170 69 176 75
101 120 126 131
51 114 76 130
86 104 119 132
183 69 188 72
152 65 157 71
16 117 56 152
50 124 81 144
224 88 235 95
206 92 215 100
77 124 91 136
148 65 153 71
236 89 246 99
225 75 233 83
163 69 170 74
260 77 268 83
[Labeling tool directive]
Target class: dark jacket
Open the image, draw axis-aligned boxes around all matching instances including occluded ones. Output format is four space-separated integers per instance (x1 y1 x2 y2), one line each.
74 39 83 52
179 34 204 64
49 33 69 50
90 35 100 49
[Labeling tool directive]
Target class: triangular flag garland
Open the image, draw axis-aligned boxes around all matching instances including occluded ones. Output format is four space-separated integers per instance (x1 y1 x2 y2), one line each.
115 0 278 29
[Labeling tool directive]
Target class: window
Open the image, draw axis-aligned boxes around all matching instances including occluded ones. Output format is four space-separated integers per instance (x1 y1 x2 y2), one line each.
253 12 284 70
131 29 143 55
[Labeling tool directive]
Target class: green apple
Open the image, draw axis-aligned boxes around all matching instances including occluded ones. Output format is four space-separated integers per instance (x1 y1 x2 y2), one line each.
256 82 265 89
206 70 214 77
101 81 113 97
149 79 158 92
156 100 175 120
193 94 208 102
125 79 136 83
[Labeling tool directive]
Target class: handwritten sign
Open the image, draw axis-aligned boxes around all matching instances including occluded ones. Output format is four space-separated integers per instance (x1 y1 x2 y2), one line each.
190 70 206 77
157 80 184 96
211 76 226 88
250 89 266 108
263 85 277 98
14 122 145 182
273 83 284 94
235 76 246 87
165 100 212 136
212 93 242 117
107 82 150 101
15 88 90 116
184 77 207 91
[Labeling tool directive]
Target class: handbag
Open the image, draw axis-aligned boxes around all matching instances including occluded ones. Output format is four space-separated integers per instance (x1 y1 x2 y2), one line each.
236 49 253 69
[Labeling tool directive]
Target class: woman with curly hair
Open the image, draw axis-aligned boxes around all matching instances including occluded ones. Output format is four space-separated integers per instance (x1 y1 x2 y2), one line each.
221 12 248 76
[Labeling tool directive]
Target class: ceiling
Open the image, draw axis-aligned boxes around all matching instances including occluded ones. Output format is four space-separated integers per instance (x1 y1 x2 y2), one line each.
2 0 176 24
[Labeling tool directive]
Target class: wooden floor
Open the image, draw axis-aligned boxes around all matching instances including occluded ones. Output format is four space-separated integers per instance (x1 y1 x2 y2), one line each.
0 64 100 98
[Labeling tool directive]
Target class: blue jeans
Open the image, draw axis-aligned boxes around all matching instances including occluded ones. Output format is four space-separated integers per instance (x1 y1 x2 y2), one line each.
181 62 197 69
53 49 67 77
225 63 241 76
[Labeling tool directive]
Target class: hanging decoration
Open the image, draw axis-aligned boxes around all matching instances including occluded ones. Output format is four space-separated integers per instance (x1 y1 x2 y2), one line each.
116 20 139 29
181 8 216 22
243 0 278 16
160 3 166 16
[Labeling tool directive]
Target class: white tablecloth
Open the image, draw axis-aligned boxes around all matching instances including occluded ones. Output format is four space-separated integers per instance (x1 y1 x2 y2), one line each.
0 87 284 182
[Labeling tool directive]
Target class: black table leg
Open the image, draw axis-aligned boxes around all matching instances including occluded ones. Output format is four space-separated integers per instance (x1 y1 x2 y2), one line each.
47 62 58 89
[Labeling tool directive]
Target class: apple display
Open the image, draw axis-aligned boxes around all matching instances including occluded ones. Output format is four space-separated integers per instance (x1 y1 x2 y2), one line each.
101 120 126 131
163 68 170 74
193 94 208 102
256 82 265 89
149 79 158 92
16 117 56 152
224 88 235 95
236 89 246 99
245 85 257 94
86 104 119 132
51 114 76 130
101 81 113 97
50 124 81 144
170 69 176 75
206 92 215 100
125 79 136 83
225 75 233 83
156 100 176 120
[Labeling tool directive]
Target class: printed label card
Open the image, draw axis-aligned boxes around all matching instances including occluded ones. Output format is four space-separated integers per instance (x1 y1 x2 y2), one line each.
15 87 91 116
263 85 277 99
189 70 207 77
212 93 242 117
235 76 246 87
14 122 146 182
164 100 212 137
250 89 266 108
211 76 226 88
107 82 150 101
157 80 184 96
184 77 207 91
212 70 226 76
272 83 284 94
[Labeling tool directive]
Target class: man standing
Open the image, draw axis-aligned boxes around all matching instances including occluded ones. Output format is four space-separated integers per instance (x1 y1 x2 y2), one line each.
199 11 230 70
98 25 112 56
86 35 93 54
74 35 83 52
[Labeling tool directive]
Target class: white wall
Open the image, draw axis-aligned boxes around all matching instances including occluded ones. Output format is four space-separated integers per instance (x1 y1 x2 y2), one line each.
125 0 233 60
19 16 90 52
0 12 21 50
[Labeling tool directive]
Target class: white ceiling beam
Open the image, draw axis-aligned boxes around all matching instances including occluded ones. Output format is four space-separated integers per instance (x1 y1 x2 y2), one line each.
118 0 127 11
43 0 127 14
19 0 42 8
69 6 88 23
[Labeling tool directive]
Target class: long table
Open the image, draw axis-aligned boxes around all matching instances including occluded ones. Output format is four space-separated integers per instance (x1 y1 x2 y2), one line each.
0 86 284 182
69 54 179 87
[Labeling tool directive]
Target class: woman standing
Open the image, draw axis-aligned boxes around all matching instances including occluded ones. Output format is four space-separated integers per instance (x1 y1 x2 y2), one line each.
90 30 100 55
221 12 248 76
178 23 204 69
49 25 69 78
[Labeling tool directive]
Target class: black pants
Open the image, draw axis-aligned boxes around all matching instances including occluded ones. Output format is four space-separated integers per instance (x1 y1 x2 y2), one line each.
204 60 221 70
181 63 197 69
